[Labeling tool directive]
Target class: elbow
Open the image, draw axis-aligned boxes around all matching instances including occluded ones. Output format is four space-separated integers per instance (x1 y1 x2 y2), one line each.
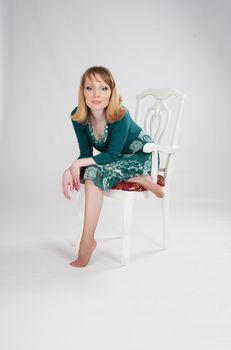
108 153 120 162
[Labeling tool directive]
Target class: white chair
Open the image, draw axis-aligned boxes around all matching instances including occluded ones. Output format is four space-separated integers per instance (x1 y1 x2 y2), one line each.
77 88 186 266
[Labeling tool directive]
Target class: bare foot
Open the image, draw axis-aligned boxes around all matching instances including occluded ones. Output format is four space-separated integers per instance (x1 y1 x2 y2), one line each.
69 239 97 268
140 175 165 198
149 183 165 198
127 175 165 198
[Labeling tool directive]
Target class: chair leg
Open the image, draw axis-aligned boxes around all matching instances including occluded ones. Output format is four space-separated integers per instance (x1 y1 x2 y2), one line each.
161 195 169 250
121 193 134 266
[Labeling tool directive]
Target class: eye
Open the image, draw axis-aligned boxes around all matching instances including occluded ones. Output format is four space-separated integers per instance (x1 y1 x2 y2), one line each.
102 87 108 91
85 86 92 91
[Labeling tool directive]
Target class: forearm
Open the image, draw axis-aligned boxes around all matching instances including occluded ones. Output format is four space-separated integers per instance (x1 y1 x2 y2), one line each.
72 157 96 168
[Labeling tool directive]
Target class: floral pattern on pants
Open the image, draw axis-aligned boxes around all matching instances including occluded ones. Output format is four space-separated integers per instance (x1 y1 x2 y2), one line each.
80 130 159 190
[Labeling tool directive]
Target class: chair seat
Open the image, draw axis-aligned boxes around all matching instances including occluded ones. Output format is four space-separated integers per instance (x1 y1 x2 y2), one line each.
111 174 165 192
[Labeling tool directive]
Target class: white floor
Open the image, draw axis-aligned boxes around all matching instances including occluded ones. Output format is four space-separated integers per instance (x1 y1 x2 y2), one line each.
0 197 231 350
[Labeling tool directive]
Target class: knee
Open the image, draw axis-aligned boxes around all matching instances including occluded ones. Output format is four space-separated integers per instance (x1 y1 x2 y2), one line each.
85 179 95 186
85 179 102 192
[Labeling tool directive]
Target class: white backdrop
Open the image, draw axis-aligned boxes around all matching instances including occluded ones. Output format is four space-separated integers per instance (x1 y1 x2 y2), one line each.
0 0 230 204
1 3 231 349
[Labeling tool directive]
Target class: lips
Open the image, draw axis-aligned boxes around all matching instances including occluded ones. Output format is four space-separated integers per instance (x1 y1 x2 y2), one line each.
92 101 102 103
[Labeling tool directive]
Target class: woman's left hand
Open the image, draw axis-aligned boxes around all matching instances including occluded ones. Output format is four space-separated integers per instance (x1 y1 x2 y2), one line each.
70 160 81 190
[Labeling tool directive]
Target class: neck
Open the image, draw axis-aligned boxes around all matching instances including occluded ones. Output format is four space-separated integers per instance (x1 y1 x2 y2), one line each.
89 108 106 124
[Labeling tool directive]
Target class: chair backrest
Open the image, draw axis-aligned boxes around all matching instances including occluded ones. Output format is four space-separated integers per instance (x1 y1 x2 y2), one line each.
134 88 187 192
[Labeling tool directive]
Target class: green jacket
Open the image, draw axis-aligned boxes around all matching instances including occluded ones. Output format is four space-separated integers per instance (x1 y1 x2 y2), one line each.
70 106 142 165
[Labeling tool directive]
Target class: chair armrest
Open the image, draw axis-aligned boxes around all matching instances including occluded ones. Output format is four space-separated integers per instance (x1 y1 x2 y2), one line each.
143 142 178 154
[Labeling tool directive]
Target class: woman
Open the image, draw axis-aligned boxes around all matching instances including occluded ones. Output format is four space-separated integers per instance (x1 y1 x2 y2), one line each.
62 65 164 268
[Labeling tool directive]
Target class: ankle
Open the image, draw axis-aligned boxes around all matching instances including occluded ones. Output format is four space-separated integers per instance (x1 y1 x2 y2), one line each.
80 238 96 247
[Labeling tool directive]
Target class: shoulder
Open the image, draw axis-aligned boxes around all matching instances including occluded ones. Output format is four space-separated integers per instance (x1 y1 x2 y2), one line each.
122 109 132 122
70 106 78 116
70 106 88 129
111 108 132 126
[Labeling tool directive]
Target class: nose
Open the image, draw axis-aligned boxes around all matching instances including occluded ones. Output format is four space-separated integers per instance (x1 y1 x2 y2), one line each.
93 88 100 97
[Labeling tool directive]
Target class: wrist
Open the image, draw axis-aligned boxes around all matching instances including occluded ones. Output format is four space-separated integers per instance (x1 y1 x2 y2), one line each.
71 159 79 168
70 159 81 171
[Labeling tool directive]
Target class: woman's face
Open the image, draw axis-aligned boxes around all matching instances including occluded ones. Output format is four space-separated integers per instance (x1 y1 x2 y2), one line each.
83 73 112 111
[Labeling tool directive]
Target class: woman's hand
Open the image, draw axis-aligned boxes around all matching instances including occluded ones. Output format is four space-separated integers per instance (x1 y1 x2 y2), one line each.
62 167 77 200
70 160 81 190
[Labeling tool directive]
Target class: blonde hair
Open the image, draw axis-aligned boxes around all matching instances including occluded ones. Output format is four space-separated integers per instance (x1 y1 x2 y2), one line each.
71 66 127 123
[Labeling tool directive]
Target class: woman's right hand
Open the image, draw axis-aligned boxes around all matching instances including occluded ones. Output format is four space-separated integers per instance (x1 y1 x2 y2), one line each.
62 167 79 200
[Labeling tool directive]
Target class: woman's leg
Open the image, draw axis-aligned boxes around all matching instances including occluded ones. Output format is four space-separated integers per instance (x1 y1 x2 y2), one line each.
70 179 104 267
126 174 164 198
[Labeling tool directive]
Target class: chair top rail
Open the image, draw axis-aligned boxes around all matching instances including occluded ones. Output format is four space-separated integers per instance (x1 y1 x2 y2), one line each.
136 88 187 101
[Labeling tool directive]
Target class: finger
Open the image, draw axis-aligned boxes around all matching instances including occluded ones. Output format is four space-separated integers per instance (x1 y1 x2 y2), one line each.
69 178 75 192
75 177 80 191
66 190 71 200
62 181 67 198
63 181 71 200
77 176 80 188
62 180 67 196
73 177 79 191
66 184 71 199
77 179 80 191
72 179 76 191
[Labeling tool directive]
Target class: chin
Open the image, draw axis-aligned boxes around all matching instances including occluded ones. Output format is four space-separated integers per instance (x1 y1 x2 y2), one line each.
91 104 106 110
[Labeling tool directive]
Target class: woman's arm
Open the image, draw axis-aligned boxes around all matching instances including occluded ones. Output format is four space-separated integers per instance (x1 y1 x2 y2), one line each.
71 119 93 159
72 157 96 168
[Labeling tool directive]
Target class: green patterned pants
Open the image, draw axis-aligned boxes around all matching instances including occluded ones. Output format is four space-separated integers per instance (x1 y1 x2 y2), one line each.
80 130 159 190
